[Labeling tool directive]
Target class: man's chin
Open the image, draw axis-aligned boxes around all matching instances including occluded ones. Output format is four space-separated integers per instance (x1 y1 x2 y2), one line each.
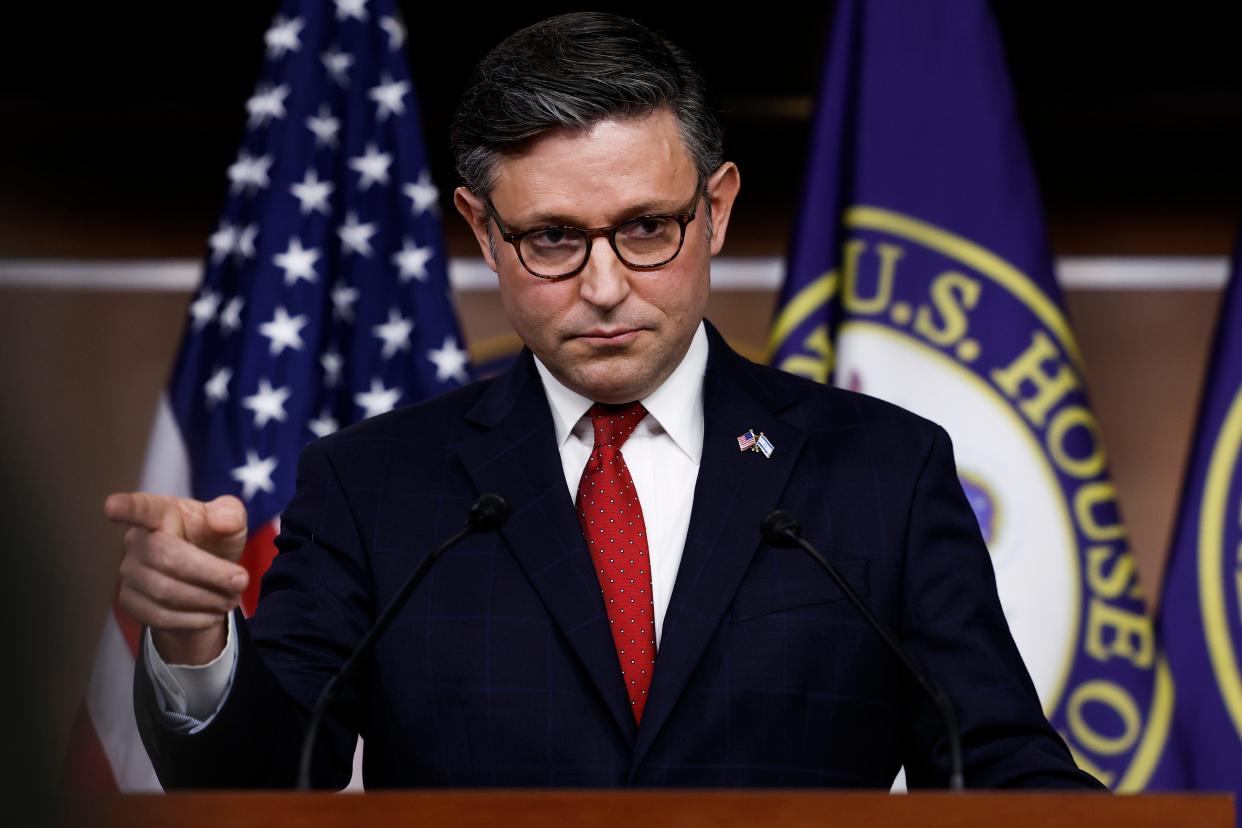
565 360 659 404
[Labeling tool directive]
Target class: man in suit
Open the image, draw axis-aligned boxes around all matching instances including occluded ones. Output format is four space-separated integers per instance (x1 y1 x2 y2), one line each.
107 12 1102 789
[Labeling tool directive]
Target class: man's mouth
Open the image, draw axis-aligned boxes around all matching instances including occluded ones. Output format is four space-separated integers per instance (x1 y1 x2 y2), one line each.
575 327 643 346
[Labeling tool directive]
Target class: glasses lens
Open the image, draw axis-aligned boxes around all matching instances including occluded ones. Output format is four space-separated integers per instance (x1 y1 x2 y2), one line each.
519 227 587 277
615 216 683 266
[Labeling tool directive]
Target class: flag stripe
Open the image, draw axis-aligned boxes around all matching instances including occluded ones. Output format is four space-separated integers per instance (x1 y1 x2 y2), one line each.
111 603 142 659
138 394 194 498
85 612 160 791
62 703 118 793
240 521 279 617
71 393 192 790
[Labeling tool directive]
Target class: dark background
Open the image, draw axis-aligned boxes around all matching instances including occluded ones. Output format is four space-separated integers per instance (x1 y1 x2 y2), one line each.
2 3 1240 258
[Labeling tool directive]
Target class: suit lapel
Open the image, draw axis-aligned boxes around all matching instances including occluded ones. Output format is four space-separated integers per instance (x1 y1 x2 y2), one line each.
629 327 806 775
456 351 637 745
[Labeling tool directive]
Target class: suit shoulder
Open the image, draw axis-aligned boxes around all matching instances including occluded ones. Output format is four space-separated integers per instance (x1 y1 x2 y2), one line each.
311 375 496 452
744 357 947 444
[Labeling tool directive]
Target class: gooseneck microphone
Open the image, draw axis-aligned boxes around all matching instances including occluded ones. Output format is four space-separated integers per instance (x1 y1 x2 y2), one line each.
760 509 966 791
297 493 512 789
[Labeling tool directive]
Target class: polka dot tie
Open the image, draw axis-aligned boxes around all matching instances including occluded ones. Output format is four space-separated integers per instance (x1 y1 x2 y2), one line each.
576 401 657 724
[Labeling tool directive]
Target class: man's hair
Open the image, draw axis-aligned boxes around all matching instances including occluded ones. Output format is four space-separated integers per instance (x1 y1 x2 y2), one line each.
451 12 724 201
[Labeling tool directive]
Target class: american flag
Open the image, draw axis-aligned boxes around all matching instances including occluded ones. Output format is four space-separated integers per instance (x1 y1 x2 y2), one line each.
737 429 757 452
66 0 469 792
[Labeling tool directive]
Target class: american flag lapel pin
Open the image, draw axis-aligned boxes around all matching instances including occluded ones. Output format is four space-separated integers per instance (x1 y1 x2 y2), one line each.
737 429 774 458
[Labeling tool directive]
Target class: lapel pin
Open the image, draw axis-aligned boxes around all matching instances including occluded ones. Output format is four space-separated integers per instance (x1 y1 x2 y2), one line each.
737 429 774 458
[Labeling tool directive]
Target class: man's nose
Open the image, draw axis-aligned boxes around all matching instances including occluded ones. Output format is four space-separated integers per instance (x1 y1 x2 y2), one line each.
576 235 631 310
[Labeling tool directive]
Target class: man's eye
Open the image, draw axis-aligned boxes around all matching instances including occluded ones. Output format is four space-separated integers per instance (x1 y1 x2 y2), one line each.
529 228 576 248
621 218 670 239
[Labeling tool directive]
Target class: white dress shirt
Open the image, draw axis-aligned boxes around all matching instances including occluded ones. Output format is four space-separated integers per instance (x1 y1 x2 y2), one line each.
145 321 709 724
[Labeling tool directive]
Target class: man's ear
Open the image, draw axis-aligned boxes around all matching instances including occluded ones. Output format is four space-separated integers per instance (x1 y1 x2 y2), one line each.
704 162 741 256
454 187 499 272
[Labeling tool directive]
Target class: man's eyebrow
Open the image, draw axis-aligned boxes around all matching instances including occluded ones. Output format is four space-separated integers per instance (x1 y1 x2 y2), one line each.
510 198 690 231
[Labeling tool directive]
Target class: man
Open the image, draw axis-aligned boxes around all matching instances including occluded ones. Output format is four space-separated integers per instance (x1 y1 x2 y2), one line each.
107 12 1101 789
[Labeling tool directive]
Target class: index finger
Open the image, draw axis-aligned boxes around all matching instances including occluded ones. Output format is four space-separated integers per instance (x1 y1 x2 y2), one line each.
104 492 184 537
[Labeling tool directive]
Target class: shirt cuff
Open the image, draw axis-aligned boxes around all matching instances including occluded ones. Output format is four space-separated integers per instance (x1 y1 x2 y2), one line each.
143 612 238 732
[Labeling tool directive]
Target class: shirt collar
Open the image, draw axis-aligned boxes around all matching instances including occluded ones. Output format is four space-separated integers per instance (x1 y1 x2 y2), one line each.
533 321 708 464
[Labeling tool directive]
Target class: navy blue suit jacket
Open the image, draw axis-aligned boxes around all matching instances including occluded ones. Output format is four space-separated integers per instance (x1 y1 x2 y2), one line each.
135 322 1100 790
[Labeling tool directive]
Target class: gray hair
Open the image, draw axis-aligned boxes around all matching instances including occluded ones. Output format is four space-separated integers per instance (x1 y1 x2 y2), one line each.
451 12 724 205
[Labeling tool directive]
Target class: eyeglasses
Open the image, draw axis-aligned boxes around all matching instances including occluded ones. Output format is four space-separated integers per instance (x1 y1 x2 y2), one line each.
486 181 704 280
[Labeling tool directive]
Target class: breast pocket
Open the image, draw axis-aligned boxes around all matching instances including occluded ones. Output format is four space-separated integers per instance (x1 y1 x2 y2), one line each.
731 550 869 622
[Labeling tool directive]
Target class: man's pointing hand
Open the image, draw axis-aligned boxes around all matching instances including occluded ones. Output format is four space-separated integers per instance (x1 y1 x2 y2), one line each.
105 493 250 666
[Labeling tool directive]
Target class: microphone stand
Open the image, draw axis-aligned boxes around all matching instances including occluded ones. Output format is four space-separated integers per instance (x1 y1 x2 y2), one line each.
761 509 965 791
296 494 510 789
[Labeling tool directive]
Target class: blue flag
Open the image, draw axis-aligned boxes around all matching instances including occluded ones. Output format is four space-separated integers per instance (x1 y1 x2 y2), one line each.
1152 234 1242 814
166 0 470 535
768 0 1170 789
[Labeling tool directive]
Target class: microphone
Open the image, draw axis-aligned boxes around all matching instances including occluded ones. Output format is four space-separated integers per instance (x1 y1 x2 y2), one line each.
297 493 512 790
760 509 965 791
467 492 511 532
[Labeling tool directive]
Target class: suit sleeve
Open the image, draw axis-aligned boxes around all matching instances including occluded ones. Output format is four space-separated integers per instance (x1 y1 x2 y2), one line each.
897 424 1105 790
134 440 372 789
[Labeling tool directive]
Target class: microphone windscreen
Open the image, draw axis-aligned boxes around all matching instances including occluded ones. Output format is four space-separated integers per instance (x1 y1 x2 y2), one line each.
469 493 512 532
760 509 802 548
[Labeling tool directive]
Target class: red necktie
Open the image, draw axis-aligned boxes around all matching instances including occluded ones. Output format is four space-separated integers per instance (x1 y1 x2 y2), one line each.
576 402 657 723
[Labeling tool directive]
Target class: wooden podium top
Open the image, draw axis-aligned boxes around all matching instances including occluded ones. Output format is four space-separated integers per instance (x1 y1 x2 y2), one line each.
63 790 1234 828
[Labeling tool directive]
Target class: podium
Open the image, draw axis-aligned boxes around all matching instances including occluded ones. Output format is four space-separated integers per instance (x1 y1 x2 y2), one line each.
66 790 1234 827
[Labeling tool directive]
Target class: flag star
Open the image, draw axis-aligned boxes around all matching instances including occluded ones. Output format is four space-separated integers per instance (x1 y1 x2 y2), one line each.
208 222 236 263
232 450 278 500
290 168 334 215
227 152 273 194
259 306 308 355
428 336 470 384
321 348 344 387
338 211 378 256
234 223 259 262
380 15 405 49
264 15 303 59
334 0 368 22
331 281 359 321
246 83 290 128
373 307 414 359
203 366 232 407
273 237 320 286
391 237 434 282
321 46 354 87
189 289 221 330
308 409 339 438
355 378 401 419
402 170 439 216
306 105 341 148
348 143 392 191
368 74 409 121
242 378 292 428
219 296 244 334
